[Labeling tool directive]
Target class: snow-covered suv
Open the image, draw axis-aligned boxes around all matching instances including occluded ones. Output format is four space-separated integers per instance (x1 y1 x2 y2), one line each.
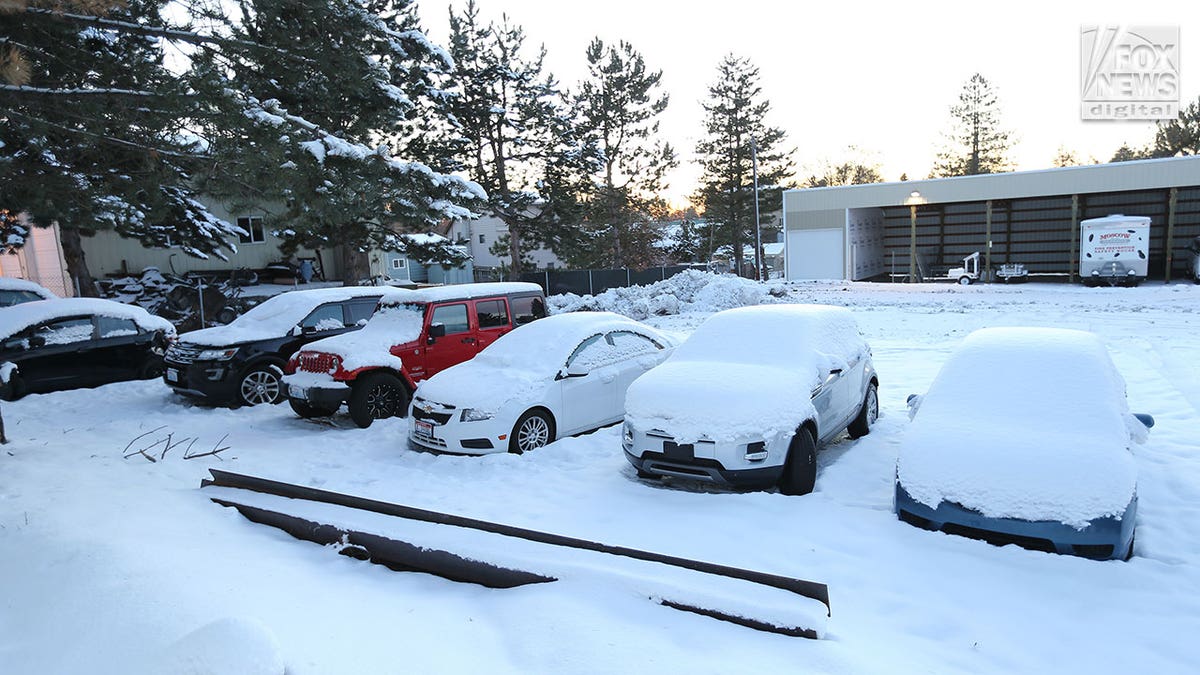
283 282 546 428
622 304 878 496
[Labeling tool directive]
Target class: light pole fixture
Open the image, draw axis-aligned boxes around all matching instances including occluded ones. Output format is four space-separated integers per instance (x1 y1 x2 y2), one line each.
904 190 926 283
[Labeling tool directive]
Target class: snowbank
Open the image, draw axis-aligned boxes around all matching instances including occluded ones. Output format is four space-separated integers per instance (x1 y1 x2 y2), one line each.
897 327 1141 527
549 270 787 319
625 304 868 442
181 286 409 347
0 298 174 340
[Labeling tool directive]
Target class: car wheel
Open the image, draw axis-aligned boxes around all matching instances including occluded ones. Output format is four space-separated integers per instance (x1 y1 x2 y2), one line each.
509 409 555 454
137 357 164 380
289 397 338 419
958 276 971 285
348 372 409 429
1 373 25 402
847 382 879 439
238 365 284 406
779 427 817 496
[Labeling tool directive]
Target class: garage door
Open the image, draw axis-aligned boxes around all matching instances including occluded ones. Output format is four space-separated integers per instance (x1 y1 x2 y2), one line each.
786 228 845 280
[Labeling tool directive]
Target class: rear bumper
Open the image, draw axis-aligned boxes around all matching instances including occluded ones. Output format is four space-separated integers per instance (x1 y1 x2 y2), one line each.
894 483 1136 561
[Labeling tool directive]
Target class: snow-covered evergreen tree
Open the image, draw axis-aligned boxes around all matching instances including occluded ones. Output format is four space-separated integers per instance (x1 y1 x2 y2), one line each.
0 0 244 295
692 55 792 278
446 0 594 278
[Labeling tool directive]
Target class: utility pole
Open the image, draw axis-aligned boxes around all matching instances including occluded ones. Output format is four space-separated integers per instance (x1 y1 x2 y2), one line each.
751 137 763 281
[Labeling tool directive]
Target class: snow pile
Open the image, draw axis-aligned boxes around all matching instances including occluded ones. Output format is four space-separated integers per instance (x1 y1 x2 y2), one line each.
0 298 174 340
298 302 425 372
416 312 670 413
549 270 786 319
151 617 285 675
625 304 868 443
180 287 408 347
897 327 1141 527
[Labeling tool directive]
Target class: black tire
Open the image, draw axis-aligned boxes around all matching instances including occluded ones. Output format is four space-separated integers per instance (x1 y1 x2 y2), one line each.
957 276 971 285
137 357 165 380
509 408 555 454
779 427 817 496
215 307 238 325
289 397 338 419
348 372 409 428
847 382 879 439
237 364 284 406
1 373 24 402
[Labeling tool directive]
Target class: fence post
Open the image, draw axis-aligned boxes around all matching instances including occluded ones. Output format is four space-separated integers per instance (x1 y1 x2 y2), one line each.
588 270 594 295
544 270 550 294
626 268 631 288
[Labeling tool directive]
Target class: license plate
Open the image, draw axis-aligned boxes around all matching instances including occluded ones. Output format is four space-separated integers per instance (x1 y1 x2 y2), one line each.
663 440 694 461
165 368 178 383
290 384 308 398
415 421 434 438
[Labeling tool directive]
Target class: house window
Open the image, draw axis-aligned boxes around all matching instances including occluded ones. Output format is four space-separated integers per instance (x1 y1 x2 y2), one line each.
238 216 265 244
478 234 485 244
391 257 406 270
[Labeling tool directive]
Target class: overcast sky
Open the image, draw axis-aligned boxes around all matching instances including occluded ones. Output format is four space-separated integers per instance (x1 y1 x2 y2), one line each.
418 0 1196 207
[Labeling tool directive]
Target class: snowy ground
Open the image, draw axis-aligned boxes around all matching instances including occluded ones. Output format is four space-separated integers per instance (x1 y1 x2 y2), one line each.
2 280 1199 674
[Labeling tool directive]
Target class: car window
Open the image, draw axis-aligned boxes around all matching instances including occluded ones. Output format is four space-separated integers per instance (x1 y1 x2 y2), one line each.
430 303 469 335
36 317 94 345
0 289 45 307
608 331 664 358
96 316 140 338
511 295 546 325
475 299 509 329
344 299 378 326
299 303 346 331
565 333 624 372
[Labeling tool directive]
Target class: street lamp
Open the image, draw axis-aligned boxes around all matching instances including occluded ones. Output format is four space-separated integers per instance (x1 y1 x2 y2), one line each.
904 190 926 282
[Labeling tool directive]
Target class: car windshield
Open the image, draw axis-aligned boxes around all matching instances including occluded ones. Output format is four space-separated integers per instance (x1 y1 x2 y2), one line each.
0 289 47 307
229 292 349 330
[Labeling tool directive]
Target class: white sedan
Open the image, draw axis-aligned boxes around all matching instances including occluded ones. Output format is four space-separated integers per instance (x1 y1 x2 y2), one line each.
408 311 674 455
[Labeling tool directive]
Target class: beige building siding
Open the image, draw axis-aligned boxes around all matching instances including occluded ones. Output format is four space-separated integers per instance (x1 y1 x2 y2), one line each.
1 220 74 296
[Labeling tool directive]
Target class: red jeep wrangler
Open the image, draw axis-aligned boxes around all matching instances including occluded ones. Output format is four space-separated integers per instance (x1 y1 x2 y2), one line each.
282 282 546 427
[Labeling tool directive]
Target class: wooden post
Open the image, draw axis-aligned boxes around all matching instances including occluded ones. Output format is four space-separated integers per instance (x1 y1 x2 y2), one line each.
1165 187 1178 282
985 200 993 282
909 205 918 282
1070 195 1080 283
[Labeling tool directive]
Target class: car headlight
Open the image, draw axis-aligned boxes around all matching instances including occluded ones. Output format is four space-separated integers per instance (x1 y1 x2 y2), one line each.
197 348 239 361
461 408 493 422
622 422 633 445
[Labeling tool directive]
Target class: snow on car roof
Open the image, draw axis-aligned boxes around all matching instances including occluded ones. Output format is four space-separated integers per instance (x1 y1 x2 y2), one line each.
0 297 174 340
625 304 869 443
400 282 543 305
897 327 1141 527
0 276 57 299
181 286 412 346
415 312 669 413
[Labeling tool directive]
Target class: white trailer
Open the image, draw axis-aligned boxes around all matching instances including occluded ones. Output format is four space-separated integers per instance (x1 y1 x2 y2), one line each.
1080 215 1150 286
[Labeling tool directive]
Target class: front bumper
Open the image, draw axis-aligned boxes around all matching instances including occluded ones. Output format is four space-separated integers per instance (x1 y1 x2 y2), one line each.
623 426 790 487
894 482 1136 561
163 359 238 403
286 382 351 410
408 399 506 455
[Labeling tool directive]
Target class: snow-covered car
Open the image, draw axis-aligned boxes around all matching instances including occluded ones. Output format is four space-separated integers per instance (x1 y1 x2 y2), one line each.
894 327 1153 561
408 312 673 455
0 298 174 399
163 286 405 407
623 304 878 495
0 277 57 307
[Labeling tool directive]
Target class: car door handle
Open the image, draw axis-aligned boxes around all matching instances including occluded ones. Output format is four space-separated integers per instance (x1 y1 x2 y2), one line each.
461 337 476 344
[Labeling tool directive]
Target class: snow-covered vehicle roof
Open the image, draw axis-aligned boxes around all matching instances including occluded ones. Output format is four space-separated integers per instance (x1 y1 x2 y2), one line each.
896 327 1144 528
403 281 543 304
624 304 869 443
0 298 174 340
415 312 672 413
180 286 412 347
0 277 58 306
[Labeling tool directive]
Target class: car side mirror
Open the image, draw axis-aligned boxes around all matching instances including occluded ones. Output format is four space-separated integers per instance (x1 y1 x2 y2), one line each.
906 394 922 420
28 335 46 349
291 325 304 337
559 364 588 379
1134 413 1155 429
427 323 446 345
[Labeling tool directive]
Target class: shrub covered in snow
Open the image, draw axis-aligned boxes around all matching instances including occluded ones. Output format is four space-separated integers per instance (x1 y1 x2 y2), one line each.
548 270 787 319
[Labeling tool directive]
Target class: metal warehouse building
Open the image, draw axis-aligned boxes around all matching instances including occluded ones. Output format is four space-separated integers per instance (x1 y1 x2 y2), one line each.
781 156 1200 282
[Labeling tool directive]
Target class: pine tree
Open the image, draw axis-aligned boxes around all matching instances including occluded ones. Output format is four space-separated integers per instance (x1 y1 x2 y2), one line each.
931 73 1014 177
1151 97 1200 157
566 38 676 270
446 1 594 278
1109 142 1152 162
692 55 792 278
803 147 883 187
0 0 244 295
191 0 480 283
1052 146 1080 167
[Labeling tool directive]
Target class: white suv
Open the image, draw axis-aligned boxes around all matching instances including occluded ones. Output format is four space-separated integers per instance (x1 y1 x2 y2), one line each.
622 304 878 496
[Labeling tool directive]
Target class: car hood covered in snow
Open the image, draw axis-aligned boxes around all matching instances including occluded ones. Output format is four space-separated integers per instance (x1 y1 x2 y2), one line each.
301 303 426 372
624 304 867 443
897 327 1144 528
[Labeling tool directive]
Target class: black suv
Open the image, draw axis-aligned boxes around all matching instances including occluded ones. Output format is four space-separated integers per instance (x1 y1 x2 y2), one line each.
163 287 401 406
0 298 173 399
